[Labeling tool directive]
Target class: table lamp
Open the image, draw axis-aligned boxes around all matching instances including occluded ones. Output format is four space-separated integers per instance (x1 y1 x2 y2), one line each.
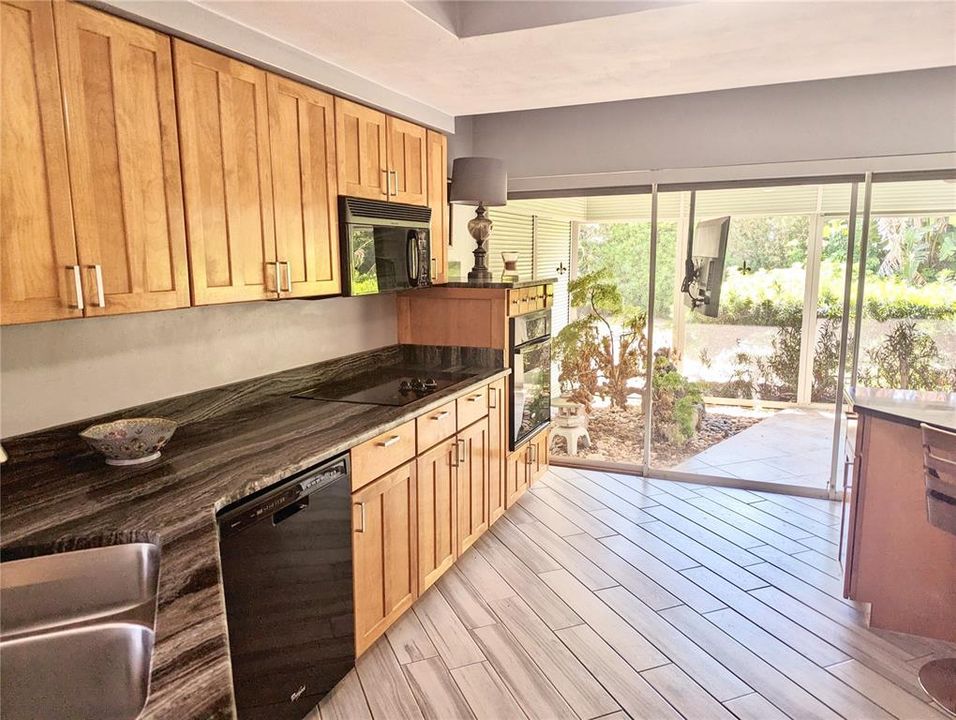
449 157 507 282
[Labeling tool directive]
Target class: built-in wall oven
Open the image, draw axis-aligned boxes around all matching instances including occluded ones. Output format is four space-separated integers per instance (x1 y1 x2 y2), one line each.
340 197 432 296
510 308 552 449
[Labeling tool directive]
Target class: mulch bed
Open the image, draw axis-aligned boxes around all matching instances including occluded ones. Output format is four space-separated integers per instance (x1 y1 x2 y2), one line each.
550 405 764 466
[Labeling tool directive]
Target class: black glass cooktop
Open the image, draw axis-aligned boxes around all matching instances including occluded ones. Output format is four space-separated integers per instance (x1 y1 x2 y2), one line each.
294 368 476 407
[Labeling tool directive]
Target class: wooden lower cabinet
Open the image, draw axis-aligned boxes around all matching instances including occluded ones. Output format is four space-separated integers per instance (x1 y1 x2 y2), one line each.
457 419 490 555
506 445 530 508
416 438 457 593
529 429 549 485
351 380 515 656
488 379 507 523
352 460 417 656
506 428 550 507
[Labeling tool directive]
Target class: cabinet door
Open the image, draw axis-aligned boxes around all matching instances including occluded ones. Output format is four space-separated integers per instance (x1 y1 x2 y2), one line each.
506 447 529 508
174 40 277 305
54 3 188 317
417 438 457 592
334 98 388 201
488 379 507 524
267 74 340 298
457 419 490 554
529 430 549 485
2 0 80 325
352 460 417 656
426 129 448 283
387 116 428 206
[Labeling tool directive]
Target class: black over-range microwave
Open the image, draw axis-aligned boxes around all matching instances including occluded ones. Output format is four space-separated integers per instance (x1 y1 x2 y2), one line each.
339 197 432 296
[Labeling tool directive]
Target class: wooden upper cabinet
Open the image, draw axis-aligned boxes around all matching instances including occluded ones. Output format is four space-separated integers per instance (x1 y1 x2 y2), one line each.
267 75 340 298
416 438 457 593
388 116 427 206
335 97 388 201
426 130 448 283
174 40 277 305
54 3 188 316
1 0 80 325
352 461 418 656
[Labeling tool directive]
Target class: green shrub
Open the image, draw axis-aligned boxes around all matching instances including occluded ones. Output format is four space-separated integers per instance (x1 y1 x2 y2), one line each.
695 262 955 327
862 320 955 391
653 348 703 444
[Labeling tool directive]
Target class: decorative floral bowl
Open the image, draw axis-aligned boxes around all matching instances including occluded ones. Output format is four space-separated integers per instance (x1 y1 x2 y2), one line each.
79 418 178 466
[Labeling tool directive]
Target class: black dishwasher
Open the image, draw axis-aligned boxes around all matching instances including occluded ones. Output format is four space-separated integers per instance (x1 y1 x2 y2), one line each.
217 453 354 720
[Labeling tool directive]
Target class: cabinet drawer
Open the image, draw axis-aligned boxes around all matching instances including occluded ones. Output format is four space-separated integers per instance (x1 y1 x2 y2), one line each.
416 399 457 453
351 419 416 491
457 386 489 430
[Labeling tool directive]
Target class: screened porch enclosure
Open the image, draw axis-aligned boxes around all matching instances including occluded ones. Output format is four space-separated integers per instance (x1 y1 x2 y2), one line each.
500 174 955 495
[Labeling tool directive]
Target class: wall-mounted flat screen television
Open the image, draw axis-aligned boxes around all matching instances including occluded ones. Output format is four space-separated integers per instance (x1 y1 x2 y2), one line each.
681 216 730 318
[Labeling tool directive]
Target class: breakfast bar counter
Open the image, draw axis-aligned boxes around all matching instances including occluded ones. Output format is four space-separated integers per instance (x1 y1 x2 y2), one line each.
843 388 956 642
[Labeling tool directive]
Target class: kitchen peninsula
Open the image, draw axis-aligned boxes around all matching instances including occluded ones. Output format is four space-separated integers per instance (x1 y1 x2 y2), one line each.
843 387 956 642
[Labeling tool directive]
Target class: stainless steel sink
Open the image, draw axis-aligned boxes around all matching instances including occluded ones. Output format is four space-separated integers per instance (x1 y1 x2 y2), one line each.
1 542 160 637
0 543 161 720
1 623 154 720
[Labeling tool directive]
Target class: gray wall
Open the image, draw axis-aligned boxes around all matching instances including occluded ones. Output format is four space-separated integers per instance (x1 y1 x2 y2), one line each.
464 67 956 190
0 296 396 437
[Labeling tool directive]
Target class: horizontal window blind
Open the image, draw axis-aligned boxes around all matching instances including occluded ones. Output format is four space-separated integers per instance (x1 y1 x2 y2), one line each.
487 209 534 277
534 217 571 333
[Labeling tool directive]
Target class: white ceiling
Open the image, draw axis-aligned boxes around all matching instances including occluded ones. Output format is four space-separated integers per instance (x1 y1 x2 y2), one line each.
197 0 956 117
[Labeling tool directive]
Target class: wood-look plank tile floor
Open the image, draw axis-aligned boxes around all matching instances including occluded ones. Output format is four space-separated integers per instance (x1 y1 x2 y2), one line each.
309 467 955 720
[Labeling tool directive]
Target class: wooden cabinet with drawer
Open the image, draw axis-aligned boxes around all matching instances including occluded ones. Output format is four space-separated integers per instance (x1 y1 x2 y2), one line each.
352 460 417 655
416 399 457 454
351 377 506 656
457 388 489 429
506 284 554 317
350 419 416 491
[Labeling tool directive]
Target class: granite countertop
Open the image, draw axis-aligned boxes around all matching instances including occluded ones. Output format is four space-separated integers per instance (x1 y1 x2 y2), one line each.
440 276 559 289
847 386 956 432
0 345 508 720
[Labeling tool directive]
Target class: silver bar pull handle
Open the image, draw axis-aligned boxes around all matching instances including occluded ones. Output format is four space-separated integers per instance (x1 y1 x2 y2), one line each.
390 170 398 196
377 435 401 448
432 411 450 420
457 438 465 466
267 261 281 293
488 387 497 409
467 393 483 402
431 257 437 280
88 264 105 307
68 265 84 311
355 502 366 533
381 169 389 196
281 261 292 293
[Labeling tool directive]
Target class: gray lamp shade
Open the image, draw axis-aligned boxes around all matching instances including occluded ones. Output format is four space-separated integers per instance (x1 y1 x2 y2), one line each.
449 157 507 206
